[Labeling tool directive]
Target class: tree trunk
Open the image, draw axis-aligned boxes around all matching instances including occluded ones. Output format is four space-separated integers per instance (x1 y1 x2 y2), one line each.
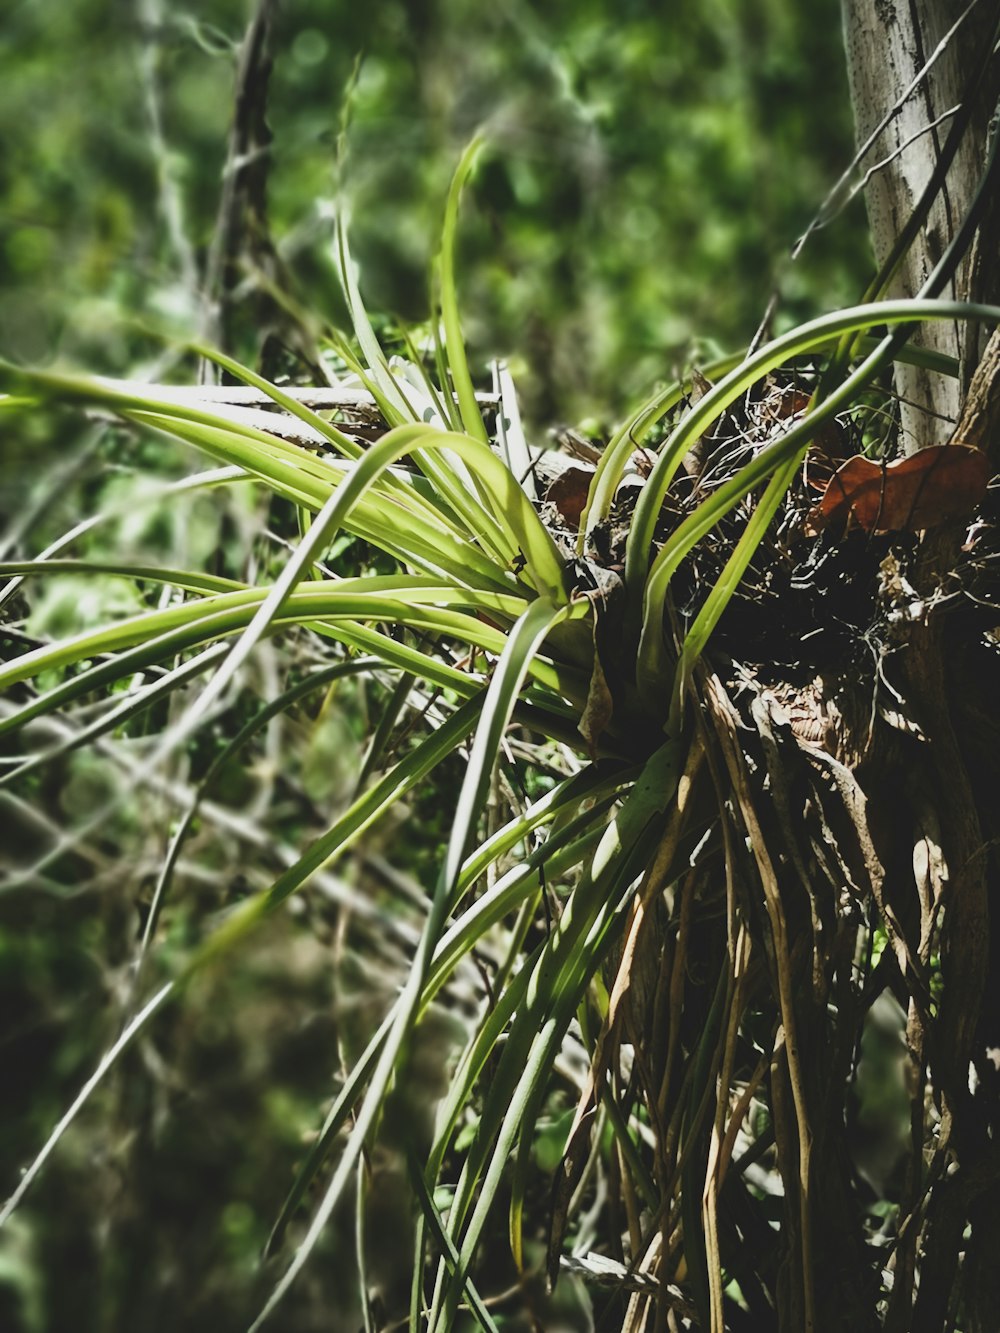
842 0 1000 445
839 5 1000 1329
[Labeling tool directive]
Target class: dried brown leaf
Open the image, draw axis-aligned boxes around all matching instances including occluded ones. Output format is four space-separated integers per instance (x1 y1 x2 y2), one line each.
807 444 990 535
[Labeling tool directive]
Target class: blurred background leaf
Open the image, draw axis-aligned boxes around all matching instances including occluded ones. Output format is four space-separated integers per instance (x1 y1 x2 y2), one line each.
0 0 869 423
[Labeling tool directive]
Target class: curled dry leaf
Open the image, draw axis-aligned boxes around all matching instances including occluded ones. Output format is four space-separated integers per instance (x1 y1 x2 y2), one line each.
805 444 991 535
544 464 596 527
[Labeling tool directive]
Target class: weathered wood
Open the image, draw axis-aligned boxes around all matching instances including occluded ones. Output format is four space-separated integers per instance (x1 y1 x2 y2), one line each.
842 0 1000 446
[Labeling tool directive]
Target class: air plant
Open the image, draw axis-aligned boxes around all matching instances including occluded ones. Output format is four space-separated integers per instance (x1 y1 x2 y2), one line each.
2 133 998 1332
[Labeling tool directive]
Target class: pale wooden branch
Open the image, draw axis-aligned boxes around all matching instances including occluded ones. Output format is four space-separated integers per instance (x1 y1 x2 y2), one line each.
84 379 501 450
94 381 499 410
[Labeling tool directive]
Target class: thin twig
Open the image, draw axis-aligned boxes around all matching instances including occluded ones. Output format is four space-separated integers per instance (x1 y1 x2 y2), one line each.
136 0 201 303
199 0 279 377
793 0 983 260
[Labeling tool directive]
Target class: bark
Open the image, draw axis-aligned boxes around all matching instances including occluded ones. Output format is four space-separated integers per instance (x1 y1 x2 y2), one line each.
841 0 1000 445
840 5 1000 1329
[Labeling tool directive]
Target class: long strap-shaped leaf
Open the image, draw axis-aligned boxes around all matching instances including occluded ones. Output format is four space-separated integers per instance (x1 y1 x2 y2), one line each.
368 423 568 602
0 558 245 596
0 580 581 698
334 211 418 427
248 596 569 1332
335 206 499 533
0 363 520 593
626 299 1000 602
423 741 681 1330
135 659 385 966
266 766 625 1259
0 641 230 788
0 465 247 616
631 299 1000 709
139 404 537 739
406 1146 500 1333
0 685 486 1231
438 136 489 445
0 608 486 743
184 341 510 568
577 335 959 552
127 409 517 592
668 450 802 729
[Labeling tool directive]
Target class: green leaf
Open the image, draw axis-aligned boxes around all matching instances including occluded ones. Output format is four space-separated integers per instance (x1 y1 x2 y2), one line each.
438 137 489 445
425 740 681 1328
250 597 571 1332
629 299 1000 711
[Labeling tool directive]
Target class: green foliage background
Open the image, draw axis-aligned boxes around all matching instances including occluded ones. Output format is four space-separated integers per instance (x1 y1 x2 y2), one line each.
2 0 868 416
1 2 873 1330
